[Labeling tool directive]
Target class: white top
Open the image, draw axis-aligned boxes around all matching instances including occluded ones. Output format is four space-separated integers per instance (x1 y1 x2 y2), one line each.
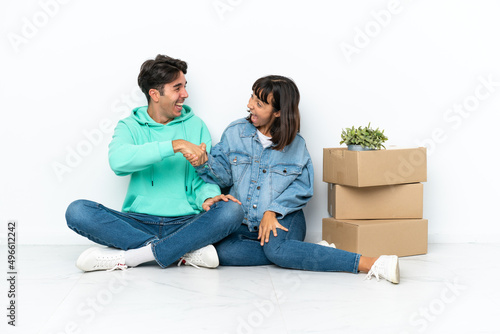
257 130 273 148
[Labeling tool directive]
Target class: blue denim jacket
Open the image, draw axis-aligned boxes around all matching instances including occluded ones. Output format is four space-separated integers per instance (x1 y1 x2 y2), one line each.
195 118 314 232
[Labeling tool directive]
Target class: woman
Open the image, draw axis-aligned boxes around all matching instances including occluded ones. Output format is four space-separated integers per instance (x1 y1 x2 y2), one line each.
187 75 399 283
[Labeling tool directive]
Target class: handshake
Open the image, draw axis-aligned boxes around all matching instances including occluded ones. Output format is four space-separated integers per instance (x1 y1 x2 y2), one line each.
173 139 208 167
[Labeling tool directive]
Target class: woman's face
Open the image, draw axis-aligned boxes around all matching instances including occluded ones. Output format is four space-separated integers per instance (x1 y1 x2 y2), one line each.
247 92 280 136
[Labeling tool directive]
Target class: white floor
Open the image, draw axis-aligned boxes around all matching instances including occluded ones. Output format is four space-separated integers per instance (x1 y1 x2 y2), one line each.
1 243 498 334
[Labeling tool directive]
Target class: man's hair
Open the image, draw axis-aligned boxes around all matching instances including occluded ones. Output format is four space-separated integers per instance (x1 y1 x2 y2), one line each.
247 75 301 151
137 55 188 103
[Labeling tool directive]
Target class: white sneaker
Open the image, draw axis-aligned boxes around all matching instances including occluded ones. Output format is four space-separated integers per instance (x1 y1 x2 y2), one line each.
178 245 219 269
317 240 336 248
76 247 127 272
365 255 400 284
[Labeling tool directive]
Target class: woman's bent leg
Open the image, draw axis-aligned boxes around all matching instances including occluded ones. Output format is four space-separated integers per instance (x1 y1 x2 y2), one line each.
215 224 272 266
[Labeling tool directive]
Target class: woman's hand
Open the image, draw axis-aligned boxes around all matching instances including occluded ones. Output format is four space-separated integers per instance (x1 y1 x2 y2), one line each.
173 140 208 166
202 194 242 211
258 211 288 246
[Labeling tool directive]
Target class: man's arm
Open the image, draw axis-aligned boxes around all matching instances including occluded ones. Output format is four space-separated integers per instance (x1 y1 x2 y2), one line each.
108 121 206 176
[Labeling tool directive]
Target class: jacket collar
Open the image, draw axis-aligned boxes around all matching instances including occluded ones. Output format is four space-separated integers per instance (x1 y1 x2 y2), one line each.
240 119 285 151
241 120 257 138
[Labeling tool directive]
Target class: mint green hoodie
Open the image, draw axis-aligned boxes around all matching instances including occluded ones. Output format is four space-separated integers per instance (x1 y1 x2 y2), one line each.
108 105 221 216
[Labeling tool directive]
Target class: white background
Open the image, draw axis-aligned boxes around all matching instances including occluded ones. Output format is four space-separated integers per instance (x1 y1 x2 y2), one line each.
1 0 499 245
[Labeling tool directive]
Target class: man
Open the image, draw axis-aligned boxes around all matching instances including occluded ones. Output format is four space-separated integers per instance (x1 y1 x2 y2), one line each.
66 55 243 272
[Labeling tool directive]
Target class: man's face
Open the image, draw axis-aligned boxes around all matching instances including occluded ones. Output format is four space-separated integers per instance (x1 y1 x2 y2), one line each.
156 71 189 121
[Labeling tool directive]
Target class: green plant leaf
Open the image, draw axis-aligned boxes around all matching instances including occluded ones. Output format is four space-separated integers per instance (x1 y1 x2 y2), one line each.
339 122 388 149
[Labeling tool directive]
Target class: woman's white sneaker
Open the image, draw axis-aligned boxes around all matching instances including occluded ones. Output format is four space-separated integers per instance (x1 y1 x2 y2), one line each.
365 255 400 284
76 247 127 272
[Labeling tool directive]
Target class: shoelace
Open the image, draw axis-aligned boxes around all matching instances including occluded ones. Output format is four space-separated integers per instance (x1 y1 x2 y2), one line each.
177 248 208 269
91 255 127 271
177 257 200 269
364 260 384 281
365 258 401 284
106 263 128 272
365 266 380 281
365 259 387 282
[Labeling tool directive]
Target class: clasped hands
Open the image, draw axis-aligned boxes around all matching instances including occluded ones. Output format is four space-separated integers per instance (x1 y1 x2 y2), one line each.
172 139 208 167
173 139 208 167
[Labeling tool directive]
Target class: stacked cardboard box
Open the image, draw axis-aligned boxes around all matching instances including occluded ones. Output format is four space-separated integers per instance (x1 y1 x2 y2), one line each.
322 147 428 257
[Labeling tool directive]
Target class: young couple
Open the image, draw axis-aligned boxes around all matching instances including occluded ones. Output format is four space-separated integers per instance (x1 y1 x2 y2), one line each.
66 54 400 284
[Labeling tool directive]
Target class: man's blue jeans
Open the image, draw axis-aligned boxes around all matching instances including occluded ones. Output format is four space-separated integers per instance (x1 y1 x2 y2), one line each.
66 199 244 268
214 210 361 273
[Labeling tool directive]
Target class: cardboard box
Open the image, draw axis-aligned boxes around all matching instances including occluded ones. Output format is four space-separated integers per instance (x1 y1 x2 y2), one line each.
323 147 427 187
322 218 428 257
328 183 423 219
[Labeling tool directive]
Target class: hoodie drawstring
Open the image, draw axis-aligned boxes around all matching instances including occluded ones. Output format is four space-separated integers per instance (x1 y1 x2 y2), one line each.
182 121 189 193
145 123 154 186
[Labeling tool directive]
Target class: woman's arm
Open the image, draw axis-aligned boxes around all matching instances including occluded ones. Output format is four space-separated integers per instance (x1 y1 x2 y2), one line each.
193 131 235 189
258 142 314 244
266 156 314 219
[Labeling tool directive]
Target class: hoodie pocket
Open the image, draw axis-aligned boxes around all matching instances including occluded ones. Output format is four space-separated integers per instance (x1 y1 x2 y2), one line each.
129 195 197 216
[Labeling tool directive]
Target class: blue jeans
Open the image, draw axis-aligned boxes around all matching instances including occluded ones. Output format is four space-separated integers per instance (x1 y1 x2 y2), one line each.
214 210 361 273
66 199 244 268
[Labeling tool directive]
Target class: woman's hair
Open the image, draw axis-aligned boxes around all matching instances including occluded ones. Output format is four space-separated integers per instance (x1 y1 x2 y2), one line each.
137 54 188 103
247 75 301 151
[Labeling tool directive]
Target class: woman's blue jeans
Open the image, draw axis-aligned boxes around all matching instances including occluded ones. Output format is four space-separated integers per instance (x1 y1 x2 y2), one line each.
215 210 361 273
66 199 244 268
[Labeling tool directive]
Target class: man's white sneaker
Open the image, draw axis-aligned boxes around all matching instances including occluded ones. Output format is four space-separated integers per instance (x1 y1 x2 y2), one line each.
365 255 400 284
317 240 336 248
76 247 127 272
178 244 219 269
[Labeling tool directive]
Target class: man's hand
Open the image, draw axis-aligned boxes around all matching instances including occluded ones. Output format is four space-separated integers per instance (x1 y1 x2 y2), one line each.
258 211 288 246
185 143 208 167
173 140 208 166
202 194 242 211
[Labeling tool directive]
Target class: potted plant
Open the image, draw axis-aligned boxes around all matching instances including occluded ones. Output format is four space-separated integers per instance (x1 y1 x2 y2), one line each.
339 123 388 151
